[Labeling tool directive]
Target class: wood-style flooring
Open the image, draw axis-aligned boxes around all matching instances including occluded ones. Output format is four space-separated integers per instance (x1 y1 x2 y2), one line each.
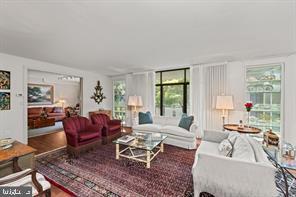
28 131 67 155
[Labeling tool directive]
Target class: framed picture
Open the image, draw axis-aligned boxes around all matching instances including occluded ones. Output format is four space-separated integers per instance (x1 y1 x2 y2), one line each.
28 84 54 105
0 70 11 90
0 92 10 110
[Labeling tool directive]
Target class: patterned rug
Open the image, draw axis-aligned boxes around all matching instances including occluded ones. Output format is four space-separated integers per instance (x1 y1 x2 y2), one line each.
36 144 196 197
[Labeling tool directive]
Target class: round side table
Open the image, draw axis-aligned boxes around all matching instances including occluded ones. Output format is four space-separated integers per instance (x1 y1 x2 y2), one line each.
223 124 262 134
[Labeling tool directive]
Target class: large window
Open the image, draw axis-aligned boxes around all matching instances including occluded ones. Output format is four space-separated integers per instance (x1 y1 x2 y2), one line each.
113 80 126 121
246 64 282 134
155 68 190 117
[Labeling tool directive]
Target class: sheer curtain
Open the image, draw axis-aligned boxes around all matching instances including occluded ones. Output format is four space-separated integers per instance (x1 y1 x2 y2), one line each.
203 63 227 131
190 63 227 137
125 72 155 126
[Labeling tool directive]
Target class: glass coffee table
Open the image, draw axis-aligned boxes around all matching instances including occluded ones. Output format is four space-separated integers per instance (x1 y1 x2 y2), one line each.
113 133 167 168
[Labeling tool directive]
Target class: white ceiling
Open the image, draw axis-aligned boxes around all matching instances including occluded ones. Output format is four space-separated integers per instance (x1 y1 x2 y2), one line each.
0 0 295 76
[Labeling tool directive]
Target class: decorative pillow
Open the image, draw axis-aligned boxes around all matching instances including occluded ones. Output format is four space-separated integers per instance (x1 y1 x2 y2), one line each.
178 114 194 131
232 135 256 162
218 139 233 157
53 107 63 113
139 111 153 124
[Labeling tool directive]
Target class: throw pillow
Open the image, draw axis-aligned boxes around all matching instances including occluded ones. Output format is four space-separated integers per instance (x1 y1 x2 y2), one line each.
178 114 194 131
218 139 233 157
138 111 153 124
232 135 256 162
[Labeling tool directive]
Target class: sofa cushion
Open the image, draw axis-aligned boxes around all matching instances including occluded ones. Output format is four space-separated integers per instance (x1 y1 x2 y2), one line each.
218 139 233 157
232 135 256 162
161 125 195 138
133 124 162 132
79 131 100 142
139 111 153 124
178 114 193 131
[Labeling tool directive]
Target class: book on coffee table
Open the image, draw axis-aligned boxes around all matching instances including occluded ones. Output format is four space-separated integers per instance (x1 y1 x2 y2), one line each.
117 136 135 143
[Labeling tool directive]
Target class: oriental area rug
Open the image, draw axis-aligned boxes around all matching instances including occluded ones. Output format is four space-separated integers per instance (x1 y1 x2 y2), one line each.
36 144 196 197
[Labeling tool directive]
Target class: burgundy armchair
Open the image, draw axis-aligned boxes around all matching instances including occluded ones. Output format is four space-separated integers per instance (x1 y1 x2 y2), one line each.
62 116 102 157
90 113 121 144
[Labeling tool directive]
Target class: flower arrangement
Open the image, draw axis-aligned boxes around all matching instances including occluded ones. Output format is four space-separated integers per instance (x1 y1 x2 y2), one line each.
244 102 253 112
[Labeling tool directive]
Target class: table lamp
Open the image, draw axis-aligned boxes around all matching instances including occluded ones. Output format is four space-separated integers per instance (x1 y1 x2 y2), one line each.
216 95 234 127
128 95 143 125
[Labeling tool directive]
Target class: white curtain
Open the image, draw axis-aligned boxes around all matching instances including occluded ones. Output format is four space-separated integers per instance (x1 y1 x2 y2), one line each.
190 63 227 137
203 63 227 131
125 72 155 126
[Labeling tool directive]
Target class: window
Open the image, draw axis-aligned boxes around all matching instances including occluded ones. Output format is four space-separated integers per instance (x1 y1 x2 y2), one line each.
246 64 282 134
113 80 126 121
155 68 190 117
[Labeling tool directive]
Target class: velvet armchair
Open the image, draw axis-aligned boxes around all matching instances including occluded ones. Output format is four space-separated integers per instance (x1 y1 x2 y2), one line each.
90 113 122 144
62 116 103 157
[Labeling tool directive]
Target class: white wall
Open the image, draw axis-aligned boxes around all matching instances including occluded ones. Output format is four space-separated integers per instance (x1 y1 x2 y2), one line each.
0 52 112 144
28 70 81 107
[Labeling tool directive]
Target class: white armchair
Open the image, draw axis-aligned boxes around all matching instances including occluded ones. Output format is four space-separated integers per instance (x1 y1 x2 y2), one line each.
0 157 51 197
192 130 277 197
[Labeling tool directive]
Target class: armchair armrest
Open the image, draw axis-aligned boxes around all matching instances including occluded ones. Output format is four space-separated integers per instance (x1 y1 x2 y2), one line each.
109 119 121 125
86 124 103 137
0 169 43 194
193 153 277 196
203 129 229 143
64 130 78 147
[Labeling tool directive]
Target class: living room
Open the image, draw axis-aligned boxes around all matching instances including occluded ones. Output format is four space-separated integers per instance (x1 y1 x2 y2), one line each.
0 1 296 197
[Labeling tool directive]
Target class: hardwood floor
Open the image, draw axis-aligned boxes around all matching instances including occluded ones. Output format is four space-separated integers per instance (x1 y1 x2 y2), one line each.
28 131 67 155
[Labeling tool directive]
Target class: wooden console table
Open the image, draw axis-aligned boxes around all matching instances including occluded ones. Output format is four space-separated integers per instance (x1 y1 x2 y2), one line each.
28 118 55 129
223 124 262 134
0 141 36 177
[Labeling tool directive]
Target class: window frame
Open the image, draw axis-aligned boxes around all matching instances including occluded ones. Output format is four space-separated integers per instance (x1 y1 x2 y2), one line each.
112 79 126 121
155 68 190 116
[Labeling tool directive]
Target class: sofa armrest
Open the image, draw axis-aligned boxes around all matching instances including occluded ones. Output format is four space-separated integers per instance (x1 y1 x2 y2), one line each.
203 130 229 143
189 122 198 136
109 119 121 125
193 153 277 196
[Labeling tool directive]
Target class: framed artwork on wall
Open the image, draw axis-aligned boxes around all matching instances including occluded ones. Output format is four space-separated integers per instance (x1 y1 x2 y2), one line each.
0 70 11 90
28 84 54 105
0 92 10 110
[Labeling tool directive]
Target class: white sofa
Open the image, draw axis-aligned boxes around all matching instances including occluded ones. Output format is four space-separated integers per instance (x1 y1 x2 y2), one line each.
192 130 277 197
132 116 198 149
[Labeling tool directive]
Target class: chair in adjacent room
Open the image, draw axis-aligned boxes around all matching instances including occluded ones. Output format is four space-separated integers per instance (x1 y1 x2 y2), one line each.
62 116 103 157
90 113 122 144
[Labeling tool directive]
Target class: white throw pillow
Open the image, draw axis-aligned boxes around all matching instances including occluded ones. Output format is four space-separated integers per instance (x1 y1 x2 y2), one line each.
218 139 233 157
232 135 256 162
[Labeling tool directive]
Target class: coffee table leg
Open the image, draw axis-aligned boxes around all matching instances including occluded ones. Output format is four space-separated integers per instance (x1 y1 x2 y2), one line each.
116 144 119 160
160 142 164 152
146 150 151 168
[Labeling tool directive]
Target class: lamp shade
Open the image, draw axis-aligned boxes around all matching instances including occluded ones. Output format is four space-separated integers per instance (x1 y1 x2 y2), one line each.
136 96 143 107
216 96 234 110
128 96 143 107
128 96 137 106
